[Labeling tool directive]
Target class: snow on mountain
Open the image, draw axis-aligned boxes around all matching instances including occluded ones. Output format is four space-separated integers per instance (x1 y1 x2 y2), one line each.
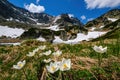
100 26 104 28
108 18 118 22
36 23 43 25
90 27 96 31
68 14 74 18
53 15 61 23
53 31 107 44
0 26 25 38
47 25 64 31
28 17 38 22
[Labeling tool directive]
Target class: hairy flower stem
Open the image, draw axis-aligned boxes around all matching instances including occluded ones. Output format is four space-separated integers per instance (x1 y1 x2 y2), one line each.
98 53 102 67
57 71 62 80
22 69 28 80
40 68 47 80
97 53 103 80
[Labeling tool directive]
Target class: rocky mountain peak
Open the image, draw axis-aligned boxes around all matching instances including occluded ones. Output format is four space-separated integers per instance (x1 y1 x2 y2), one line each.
52 13 83 28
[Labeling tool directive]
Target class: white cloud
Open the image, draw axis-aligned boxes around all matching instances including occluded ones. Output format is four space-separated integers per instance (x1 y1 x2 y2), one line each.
24 3 45 13
81 15 86 20
84 0 120 9
68 14 74 18
36 0 40 4
87 18 94 21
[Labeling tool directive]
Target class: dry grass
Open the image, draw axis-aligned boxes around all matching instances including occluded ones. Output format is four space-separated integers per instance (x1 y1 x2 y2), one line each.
0 39 119 79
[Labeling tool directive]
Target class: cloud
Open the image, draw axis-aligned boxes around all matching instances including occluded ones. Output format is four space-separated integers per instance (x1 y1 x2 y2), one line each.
36 0 40 4
84 0 120 9
81 15 86 20
24 3 45 13
87 18 94 21
68 14 74 18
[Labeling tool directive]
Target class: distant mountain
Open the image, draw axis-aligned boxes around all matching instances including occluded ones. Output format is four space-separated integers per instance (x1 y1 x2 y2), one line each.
0 0 119 43
0 0 85 42
20 14 87 42
52 14 83 27
92 19 120 41
85 9 120 31
0 0 53 24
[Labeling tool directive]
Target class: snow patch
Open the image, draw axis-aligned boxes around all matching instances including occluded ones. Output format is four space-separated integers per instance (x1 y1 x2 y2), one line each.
108 18 118 22
0 42 21 46
37 36 46 42
53 31 107 44
37 23 43 25
0 26 25 38
53 15 61 23
100 26 104 28
90 27 96 31
68 14 74 18
48 25 64 31
6 17 13 21
15 19 20 22
28 17 38 22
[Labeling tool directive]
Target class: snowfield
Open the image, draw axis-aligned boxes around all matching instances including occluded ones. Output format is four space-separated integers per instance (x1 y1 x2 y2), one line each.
0 25 107 45
53 31 107 44
0 25 25 38
0 42 21 46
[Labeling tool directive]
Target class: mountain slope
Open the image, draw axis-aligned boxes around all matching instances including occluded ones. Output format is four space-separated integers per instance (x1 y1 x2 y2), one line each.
0 0 86 43
0 0 53 24
92 21 120 41
0 0 119 44
85 9 120 31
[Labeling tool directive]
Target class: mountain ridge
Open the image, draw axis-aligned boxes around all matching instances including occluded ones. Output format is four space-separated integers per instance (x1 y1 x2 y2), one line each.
0 0 120 43
84 9 120 31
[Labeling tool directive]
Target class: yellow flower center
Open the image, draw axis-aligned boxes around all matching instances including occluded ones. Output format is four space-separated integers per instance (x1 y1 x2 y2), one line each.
63 64 68 69
51 66 55 71
18 63 23 67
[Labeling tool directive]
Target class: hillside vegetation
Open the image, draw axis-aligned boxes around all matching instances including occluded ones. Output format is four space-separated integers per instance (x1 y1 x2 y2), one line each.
0 38 120 80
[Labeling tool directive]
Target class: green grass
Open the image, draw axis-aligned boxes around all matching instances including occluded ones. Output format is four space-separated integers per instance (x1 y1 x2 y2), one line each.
0 38 120 80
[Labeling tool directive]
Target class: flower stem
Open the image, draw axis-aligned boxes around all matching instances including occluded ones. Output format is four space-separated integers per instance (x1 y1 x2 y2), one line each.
57 71 62 80
22 69 29 80
40 68 47 80
98 53 101 67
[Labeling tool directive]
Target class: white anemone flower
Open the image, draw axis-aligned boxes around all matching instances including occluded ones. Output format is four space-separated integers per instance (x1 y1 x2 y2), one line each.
46 62 59 73
13 60 26 69
26 52 35 57
38 45 46 50
33 48 39 53
60 58 71 71
42 50 52 56
43 58 52 63
93 45 107 53
53 50 62 57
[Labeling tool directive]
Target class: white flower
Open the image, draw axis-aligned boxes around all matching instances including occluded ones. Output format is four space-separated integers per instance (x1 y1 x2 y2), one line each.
93 45 107 53
38 45 46 50
42 50 51 56
46 62 59 73
53 50 62 57
43 58 52 63
13 60 26 69
59 58 71 71
33 48 39 53
26 52 35 57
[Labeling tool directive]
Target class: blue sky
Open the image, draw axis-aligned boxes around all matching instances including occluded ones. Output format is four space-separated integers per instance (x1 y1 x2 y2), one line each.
9 0 120 24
